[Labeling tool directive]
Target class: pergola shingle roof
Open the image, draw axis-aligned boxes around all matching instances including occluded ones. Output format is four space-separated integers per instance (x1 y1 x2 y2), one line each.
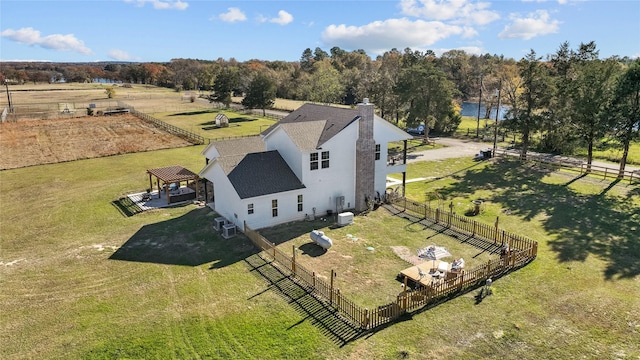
147 165 199 183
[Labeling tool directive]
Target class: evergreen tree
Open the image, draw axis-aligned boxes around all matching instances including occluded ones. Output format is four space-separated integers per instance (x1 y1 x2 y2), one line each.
241 73 276 116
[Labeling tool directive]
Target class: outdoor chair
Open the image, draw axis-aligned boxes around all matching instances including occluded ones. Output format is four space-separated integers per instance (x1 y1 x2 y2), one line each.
437 261 449 274
417 267 427 280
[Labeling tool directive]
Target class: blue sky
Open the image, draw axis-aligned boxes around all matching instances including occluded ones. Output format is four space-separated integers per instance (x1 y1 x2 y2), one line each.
1 0 639 63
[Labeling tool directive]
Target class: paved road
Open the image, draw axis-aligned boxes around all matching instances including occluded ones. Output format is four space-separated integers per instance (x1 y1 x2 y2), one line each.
408 137 639 173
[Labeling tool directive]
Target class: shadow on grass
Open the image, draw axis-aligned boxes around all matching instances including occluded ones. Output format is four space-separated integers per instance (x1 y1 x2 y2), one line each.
110 207 258 267
198 117 257 126
298 242 328 257
245 254 364 346
435 157 640 280
258 218 336 244
169 110 216 116
111 197 143 217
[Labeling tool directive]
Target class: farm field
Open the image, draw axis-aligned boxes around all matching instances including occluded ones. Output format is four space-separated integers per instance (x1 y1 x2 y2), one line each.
1 83 639 359
0 114 193 170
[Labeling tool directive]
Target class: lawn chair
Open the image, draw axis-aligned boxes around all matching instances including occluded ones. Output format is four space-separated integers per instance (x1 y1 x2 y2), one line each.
417 267 427 280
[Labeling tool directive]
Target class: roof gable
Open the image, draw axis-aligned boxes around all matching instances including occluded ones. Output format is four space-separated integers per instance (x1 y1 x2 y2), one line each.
265 103 359 148
280 120 326 152
212 136 265 157
228 150 305 199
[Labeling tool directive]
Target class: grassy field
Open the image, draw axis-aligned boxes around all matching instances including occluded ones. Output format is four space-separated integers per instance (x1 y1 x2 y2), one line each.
2 144 638 359
151 109 278 141
1 84 639 359
456 116 640 165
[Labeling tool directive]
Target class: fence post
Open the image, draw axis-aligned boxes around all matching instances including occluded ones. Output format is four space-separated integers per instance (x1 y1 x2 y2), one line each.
272 242 276 258
604 167 608 179
494 216 499 244
364 308 370 329
435 208 440 224
330 269 335 305
336 289 341 307
292 244 296 273
402 276 408 310
486 260 491 276
472 221 477 237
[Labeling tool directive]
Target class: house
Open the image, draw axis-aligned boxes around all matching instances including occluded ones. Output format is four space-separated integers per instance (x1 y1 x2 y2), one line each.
199 99 412 231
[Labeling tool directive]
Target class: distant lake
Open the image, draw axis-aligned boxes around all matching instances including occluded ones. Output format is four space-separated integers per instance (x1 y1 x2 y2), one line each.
460 101 508 120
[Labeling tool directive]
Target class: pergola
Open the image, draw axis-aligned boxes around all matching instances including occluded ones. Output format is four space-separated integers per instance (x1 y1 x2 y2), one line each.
146 165 199 205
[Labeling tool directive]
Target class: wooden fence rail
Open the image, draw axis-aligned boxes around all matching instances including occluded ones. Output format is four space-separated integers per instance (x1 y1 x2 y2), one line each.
242 195 538 330
498 149 639 184
118 101 207 145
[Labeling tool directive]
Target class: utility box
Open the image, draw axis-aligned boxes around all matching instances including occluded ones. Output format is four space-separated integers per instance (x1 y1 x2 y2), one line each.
337 212 354 226
222 224 236 239
214 217 227 231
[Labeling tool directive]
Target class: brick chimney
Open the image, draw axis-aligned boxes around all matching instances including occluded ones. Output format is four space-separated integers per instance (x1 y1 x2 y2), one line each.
355 98 376 212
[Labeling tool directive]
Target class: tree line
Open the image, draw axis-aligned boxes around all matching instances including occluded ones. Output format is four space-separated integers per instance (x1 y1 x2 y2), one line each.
1 44 638 176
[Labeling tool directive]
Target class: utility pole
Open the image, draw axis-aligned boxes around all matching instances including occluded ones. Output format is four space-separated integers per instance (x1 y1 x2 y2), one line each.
476 74 483 138
4 81 13 113
493 80 502 157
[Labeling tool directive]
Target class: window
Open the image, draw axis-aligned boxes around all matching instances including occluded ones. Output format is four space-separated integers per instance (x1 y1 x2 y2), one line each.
321 151 330 168
272 199 278 217
247 203 254 215
375 144 381 160
310 152 319 170
297 195 303 212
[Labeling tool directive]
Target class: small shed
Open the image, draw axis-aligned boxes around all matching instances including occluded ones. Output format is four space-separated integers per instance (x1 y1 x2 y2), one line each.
215 113 229 128
146 165 199 205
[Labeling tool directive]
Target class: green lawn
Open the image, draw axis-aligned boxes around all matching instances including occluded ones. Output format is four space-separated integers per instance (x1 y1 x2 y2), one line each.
2 143 638 359
151 109 278 141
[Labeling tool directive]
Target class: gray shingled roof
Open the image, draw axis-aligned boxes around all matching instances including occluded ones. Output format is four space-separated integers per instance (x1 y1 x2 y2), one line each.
213 136 265 157
227 150 305 199
263 103 359 148
280 121 326 152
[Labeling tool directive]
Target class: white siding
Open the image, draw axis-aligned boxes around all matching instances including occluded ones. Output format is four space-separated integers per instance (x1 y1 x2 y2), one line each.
373 116 412 195
264 127 303 179
300 122 359 213
242 190 307 230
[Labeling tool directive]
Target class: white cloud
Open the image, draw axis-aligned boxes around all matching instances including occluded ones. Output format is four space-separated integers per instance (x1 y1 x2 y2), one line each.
399 0 500 25
498 10 560 40
124 0 188 10
269 10 293 25
108 49 131 61
522 0 569 4
1 27 92 55
322 18 464 56
219 7 247 23
433 46 484 56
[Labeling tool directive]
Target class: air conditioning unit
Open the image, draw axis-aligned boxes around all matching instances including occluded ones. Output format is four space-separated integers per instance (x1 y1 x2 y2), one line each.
214 217 227 231
222 223 237 239
337 212 354 226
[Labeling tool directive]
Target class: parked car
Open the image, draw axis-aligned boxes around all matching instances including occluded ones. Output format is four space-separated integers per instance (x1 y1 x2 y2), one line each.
406 124 426 135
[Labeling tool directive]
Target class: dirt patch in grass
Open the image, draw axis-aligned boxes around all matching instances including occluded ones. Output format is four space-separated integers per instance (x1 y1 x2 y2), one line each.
0 114 193 169
390 246 423 265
